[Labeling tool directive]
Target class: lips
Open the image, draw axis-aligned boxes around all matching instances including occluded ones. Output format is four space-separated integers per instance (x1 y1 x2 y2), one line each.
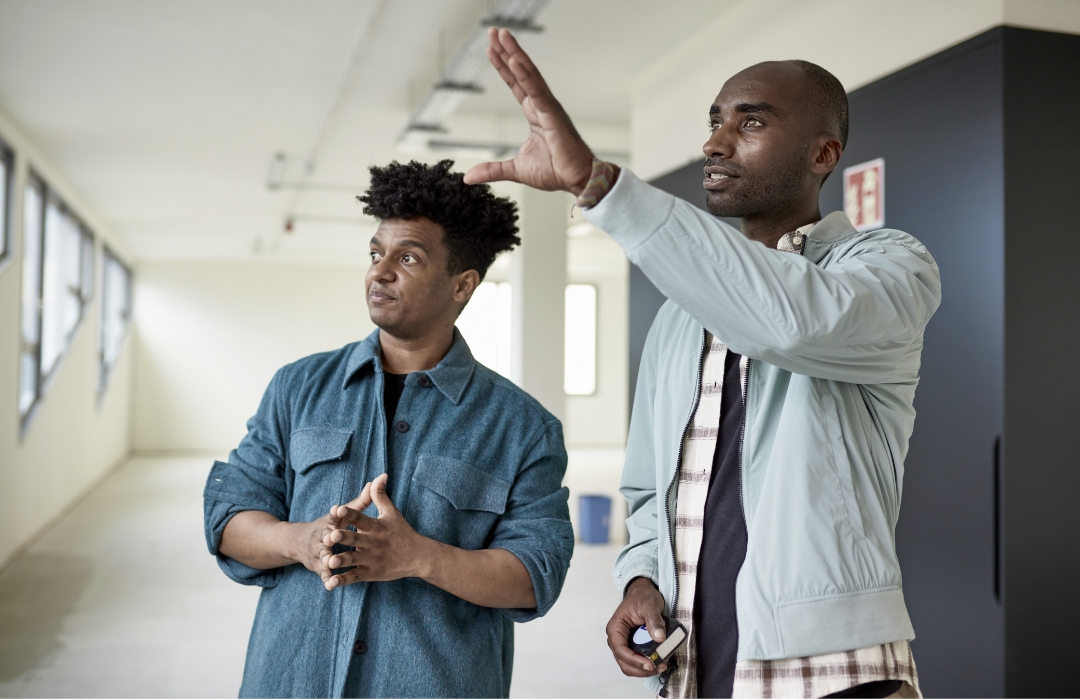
702 165 739 190
368 287 397 303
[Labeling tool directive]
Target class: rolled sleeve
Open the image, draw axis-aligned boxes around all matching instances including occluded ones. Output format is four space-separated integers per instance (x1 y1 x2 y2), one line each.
489 420 574 623
204 460 289 587
203 368 292 587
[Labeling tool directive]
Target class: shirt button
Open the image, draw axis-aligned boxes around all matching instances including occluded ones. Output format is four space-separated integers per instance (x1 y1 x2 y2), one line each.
417 375 431 387
395 420 410 433
353 640 367 655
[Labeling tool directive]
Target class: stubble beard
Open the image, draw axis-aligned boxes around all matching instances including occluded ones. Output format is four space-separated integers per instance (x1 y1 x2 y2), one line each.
705 143 811 220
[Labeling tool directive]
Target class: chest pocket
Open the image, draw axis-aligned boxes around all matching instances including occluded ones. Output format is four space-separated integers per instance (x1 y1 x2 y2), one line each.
407 455 512 551
289 427 353 522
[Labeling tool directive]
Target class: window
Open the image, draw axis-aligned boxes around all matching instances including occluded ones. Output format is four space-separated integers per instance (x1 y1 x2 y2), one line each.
99 247 132 391
456 281 513 378
0 140 11 264
19 177 43 417
564 283 597 395
19 172 94 422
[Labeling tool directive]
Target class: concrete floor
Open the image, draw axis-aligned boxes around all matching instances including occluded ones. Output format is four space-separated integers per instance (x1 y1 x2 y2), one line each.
0 456 650 698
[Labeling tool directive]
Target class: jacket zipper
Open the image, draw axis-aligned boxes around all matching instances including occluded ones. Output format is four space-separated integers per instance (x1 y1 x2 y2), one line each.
738 358 751 532
659 328 707 696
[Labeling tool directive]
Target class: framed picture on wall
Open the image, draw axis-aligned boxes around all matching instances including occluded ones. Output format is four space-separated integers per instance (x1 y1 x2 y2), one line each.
843 158 885 232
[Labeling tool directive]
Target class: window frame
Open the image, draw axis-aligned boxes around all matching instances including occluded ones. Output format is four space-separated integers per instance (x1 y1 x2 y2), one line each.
98 245 133 393
0 137 13 269
564 282 598 397
19 169 96 430
19 171 46 426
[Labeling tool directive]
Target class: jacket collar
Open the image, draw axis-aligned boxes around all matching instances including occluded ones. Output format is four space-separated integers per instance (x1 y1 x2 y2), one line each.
343 327 476 405
802 211 859 264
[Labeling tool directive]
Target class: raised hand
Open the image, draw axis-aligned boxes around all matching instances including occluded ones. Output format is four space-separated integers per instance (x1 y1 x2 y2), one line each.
462 27 595 194
320 474 433 590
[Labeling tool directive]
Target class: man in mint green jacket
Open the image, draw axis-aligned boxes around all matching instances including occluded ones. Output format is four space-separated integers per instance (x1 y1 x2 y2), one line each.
468 29 941 699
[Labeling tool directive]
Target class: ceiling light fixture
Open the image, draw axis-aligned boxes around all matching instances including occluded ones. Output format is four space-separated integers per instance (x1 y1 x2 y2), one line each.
398 0 549 147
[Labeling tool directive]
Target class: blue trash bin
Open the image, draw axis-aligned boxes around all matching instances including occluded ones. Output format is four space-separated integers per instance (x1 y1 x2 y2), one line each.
579 494 612 544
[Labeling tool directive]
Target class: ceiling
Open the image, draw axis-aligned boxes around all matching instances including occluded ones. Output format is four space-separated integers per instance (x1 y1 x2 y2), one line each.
0 0 736 263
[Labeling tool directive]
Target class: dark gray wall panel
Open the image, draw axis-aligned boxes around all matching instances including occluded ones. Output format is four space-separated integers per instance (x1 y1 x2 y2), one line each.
1001 27 1080 698
821 31 1007 698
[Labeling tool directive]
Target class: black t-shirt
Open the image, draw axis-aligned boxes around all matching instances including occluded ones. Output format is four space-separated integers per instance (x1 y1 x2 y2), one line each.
694 350 749 698
383 372 407 427
691 354 899 700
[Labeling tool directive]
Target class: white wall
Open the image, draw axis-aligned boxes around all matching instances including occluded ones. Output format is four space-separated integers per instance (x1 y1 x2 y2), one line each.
0 106 135 568
510 187 570 424
563 227 630 543
565 228 628 448
130 199 631 456
630 0 1080 181
132 260 376 452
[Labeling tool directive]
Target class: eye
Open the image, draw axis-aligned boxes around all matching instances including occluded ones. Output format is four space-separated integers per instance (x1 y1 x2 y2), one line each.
402 253 416 263
745 117 763 127
708 120 721 133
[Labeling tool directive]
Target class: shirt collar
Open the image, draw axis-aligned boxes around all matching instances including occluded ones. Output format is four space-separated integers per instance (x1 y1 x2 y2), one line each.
342 327 476 405
775 211 860 261
776 221 816 255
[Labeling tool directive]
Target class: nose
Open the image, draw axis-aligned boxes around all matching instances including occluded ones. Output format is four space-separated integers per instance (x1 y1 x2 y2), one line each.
702 121 733 159
369 255 396 284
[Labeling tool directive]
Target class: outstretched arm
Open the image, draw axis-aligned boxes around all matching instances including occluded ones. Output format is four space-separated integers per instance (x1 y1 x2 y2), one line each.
322 474 537 609
463 28 594 194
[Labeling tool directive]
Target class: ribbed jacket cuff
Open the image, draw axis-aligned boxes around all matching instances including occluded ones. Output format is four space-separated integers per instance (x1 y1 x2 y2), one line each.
614 549 660 597
582 168 676 255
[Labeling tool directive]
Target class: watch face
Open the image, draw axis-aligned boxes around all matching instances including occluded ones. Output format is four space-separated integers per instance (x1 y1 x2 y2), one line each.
632 626 653 645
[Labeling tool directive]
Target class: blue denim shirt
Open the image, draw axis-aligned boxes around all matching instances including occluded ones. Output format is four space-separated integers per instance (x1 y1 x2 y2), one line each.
203 329 573 698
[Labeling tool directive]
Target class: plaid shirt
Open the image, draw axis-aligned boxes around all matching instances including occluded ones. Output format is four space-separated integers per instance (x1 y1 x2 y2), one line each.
665 226 921 699
732 642 919 698
666 331 746 699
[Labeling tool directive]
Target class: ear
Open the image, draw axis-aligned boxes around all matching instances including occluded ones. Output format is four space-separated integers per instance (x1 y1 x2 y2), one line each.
810 135 843 180
452 269 481 305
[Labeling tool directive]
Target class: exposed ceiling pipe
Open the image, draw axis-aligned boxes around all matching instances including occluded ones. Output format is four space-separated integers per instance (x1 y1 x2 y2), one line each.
266 152 361 193
426 139 630 163
260 0 388 255
398 0 549 148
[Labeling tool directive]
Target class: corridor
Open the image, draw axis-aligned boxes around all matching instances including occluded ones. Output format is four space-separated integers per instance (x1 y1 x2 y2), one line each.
0 456 648 698
3 2 1079 696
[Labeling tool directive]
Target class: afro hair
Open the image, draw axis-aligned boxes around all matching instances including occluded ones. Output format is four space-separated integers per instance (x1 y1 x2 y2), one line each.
357 159 520 279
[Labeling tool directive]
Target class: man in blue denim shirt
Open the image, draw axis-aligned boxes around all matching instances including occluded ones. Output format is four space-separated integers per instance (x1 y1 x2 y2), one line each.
203 160 574 698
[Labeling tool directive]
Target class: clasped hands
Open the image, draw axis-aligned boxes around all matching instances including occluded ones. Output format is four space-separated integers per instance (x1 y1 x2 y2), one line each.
293 473 432 591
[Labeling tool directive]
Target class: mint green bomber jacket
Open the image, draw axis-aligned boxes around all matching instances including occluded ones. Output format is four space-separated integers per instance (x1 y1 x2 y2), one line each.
582 169 942 672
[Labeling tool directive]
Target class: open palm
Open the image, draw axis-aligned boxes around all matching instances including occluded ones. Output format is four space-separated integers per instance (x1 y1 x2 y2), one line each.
463 28 594 194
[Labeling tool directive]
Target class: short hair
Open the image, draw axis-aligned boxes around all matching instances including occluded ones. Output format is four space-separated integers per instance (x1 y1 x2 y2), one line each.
787 60 849 148
357 160 520 279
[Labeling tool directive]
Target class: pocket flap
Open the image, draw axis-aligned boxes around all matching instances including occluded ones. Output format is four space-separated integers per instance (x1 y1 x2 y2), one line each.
412 456 512 513
290 427 353 473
